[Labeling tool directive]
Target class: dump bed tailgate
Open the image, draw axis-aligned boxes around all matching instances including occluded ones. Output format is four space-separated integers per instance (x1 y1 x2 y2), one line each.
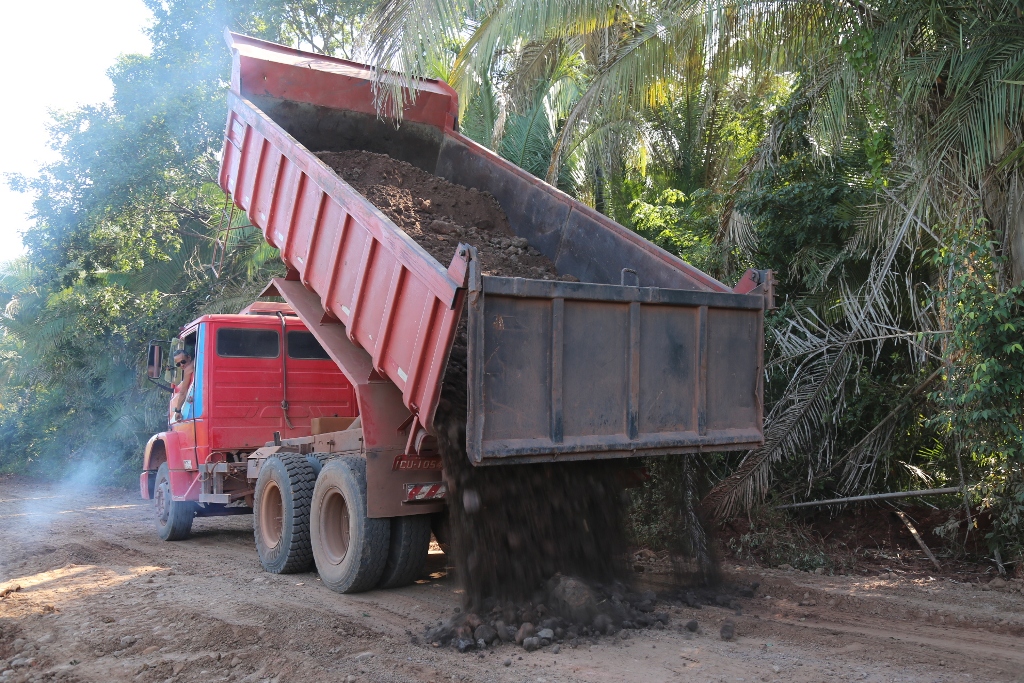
467 272 764 464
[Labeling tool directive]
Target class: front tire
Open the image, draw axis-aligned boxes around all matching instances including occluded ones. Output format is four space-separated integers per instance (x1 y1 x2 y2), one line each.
310 457 390 593
254 453 316 573
153 463 196 541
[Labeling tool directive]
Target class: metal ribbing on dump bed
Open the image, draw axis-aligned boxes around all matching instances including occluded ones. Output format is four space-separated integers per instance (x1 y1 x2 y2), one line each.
465 274 765 464
220 93 469 436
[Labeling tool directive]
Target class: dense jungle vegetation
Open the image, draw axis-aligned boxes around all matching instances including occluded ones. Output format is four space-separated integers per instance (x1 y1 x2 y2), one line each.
1 0 1022 567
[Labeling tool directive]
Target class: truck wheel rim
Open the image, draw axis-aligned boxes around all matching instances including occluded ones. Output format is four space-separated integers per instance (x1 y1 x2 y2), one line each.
319 487 350 565
260 481 284 549
155 480 170 525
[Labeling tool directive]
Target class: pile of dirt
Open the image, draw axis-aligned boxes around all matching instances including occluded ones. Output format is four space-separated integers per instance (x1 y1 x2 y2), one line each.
424 576 671 652
316 150 577 281
319 150 630 613
422 574 762 653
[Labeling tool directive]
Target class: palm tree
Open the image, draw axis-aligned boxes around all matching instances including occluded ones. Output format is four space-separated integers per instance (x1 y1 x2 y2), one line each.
366 0 1024 529
367 1 820 177
704 0 1024 516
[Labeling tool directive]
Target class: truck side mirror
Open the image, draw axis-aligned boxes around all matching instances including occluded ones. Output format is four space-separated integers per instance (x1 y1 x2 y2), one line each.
147 343 164 380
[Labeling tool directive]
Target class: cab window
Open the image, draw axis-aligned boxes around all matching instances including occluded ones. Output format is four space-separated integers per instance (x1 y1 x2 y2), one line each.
216 328 279 358
287 331 331 360
172 331 198 384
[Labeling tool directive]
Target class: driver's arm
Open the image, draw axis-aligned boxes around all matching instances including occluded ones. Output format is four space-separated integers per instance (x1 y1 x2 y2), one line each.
170 366 194 418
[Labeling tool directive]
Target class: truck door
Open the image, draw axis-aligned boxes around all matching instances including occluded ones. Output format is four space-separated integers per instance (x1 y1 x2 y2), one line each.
207 323 286 448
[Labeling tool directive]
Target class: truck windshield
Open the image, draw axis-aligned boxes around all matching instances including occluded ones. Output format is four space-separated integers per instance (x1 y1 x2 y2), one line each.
216 328 279 358
287 331 331 360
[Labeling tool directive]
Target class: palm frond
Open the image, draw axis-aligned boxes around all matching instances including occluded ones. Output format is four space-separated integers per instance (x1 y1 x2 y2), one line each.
703 184 927 517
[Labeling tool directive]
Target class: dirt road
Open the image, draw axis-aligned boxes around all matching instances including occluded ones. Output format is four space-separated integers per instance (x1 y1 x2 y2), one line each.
1 476 1022 683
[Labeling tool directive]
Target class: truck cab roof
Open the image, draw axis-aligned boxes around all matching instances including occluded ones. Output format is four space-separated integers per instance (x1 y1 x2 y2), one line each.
179 302 299 335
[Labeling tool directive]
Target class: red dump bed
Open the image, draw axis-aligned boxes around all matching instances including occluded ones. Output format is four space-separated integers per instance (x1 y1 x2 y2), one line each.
218 33 770 464
220 34 468 439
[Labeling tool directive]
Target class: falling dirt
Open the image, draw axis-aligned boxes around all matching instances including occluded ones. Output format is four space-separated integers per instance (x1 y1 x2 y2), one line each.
318 150 630 616
432 354 630 613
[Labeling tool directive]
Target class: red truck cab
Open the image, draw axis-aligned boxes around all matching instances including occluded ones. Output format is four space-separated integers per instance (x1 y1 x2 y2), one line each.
140 302 357 530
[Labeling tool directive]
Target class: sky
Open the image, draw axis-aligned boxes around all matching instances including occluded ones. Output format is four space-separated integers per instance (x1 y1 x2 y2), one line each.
0 0 153 261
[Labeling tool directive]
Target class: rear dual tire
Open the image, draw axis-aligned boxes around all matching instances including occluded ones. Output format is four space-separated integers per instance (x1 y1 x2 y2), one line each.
379 514 432 589
310 457 433 592
310 457 390 593
254 453 433 592
253 453 317 573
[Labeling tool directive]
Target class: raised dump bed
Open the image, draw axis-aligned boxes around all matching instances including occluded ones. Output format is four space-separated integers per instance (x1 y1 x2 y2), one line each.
218 32 771 466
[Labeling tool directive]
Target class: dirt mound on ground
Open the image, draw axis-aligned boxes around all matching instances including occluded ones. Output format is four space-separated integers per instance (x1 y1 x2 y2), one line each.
421 572 766 653
319 150 626 612
424 576 679 652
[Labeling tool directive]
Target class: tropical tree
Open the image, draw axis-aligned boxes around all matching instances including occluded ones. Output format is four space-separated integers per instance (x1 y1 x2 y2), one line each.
0 0 293 477
704 0 1024 555
368 1 810 179
367 0 1024 559
280 0 377 58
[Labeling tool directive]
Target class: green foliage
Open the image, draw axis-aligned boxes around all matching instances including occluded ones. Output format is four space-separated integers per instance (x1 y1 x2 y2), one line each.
735 98 881 298
930 225 1024 556
726 506 836 572
457 36 590 195
628 189 719 274
601 72 793 276
0 0 290 481
279 0 375 57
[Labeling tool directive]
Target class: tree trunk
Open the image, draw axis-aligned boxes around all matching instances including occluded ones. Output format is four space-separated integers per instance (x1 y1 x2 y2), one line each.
983 135 1024 288
1008 173 1024 287
594 164 606 215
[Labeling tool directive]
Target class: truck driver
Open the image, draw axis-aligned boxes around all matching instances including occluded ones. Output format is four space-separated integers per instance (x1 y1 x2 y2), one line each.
170 349 195 422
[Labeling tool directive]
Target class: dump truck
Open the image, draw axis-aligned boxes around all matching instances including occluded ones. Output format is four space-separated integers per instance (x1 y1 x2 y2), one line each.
140 31 774 594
